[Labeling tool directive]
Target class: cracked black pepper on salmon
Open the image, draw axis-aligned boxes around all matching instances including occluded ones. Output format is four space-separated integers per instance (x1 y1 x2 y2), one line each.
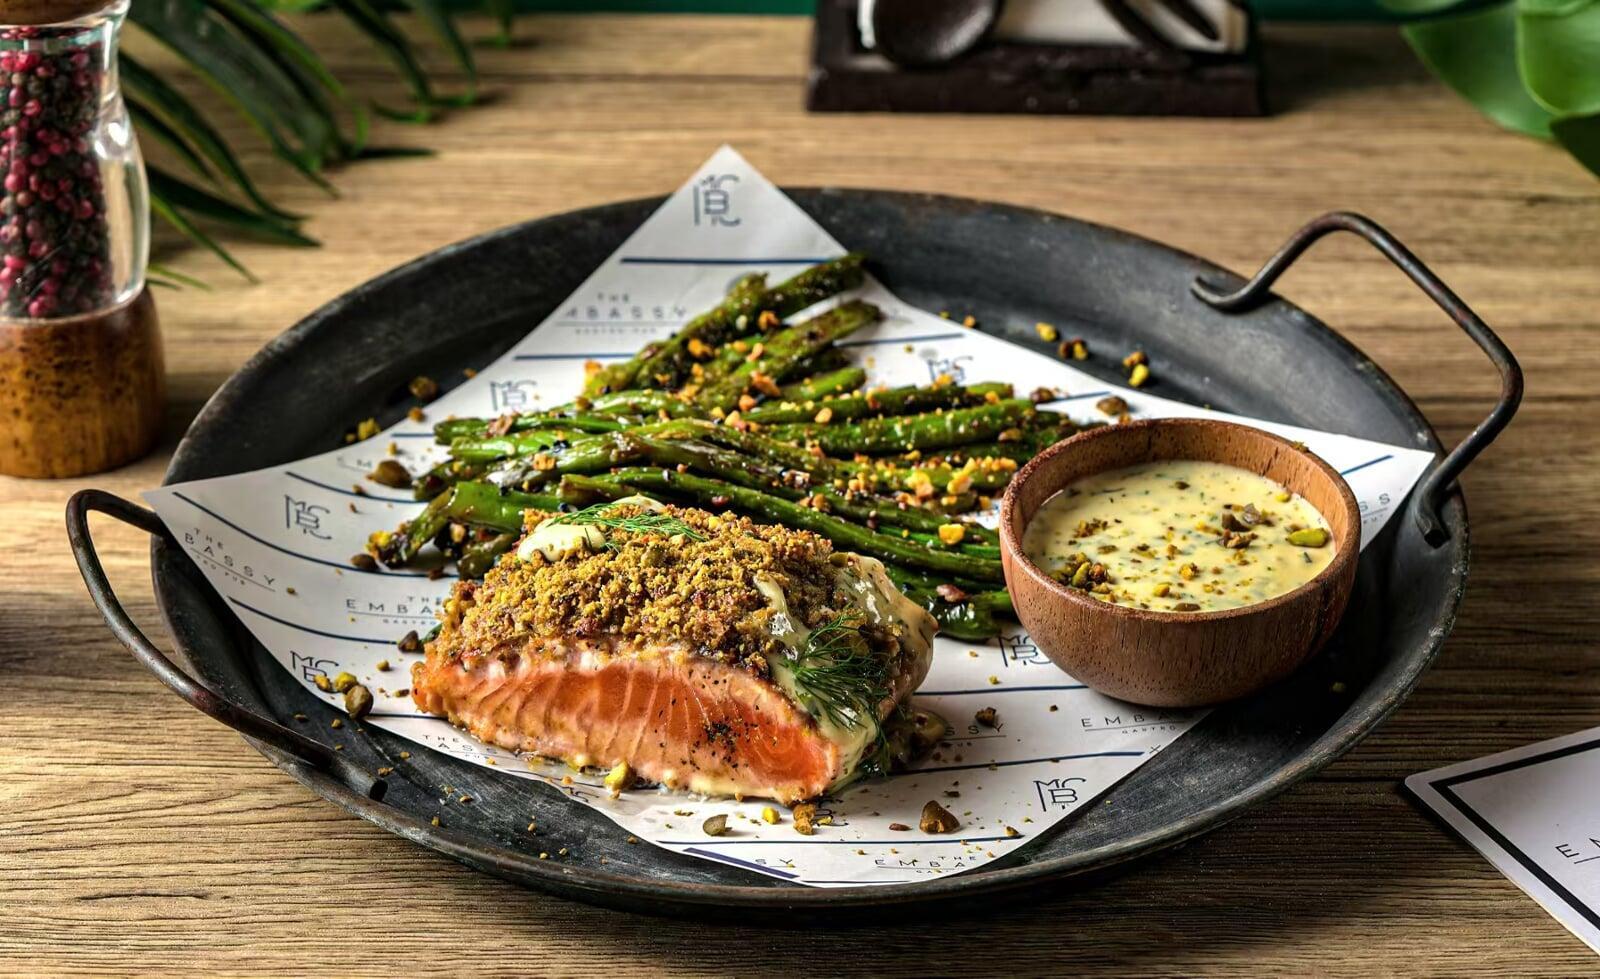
411 499 936 803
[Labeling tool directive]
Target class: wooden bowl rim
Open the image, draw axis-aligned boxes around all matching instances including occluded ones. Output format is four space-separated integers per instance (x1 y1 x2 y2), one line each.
999 417 1361 624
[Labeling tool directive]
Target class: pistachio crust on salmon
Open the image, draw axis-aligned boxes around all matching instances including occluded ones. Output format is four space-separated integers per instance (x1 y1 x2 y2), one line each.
412 498 937 802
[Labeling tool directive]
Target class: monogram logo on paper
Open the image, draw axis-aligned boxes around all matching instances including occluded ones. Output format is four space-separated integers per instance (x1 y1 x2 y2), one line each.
490 379 538 412
291 651 339 684
693 174 740 227
1034 777 1086 811
996 632 1050 668
284 496 331 539
926 354 972 384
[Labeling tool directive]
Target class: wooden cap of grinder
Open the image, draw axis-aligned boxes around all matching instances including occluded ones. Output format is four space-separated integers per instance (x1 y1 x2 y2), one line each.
0 0 116 26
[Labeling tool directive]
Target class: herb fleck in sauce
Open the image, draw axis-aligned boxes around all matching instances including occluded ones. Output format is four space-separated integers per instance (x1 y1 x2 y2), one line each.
1022 460 1335 613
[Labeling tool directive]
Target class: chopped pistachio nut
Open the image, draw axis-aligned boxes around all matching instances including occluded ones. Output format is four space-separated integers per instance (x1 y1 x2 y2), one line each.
603 761 633 797
974 706 999 728
409 375 440 402
344 684 374 720
760 806 781 825
1288 527 1331 547
1035 322 1058 342
368 459 412 488
1129 363 1151 388
920 800 960 834
703 814 729 837
332 672 358 693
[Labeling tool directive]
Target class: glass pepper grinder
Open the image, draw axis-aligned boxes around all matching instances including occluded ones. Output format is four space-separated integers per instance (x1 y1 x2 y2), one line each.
0 0 161 478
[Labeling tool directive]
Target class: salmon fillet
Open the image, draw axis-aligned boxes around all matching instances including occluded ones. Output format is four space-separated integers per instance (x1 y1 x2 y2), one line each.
409 500 936 803
413 637 921 802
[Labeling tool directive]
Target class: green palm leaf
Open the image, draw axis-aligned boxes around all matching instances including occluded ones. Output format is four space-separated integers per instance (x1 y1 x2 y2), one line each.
129 0 339 185
135 0 515 279
122 53 304 220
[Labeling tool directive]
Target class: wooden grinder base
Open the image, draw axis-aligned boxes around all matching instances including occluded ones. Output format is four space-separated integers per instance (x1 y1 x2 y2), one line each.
0 286 163 478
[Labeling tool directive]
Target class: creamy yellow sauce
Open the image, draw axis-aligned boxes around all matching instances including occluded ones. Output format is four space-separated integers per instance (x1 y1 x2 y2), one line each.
1022 460 1335 613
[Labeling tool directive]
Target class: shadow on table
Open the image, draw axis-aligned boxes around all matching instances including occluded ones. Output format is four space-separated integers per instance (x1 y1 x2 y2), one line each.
1261 24 1434 114
423 781 1459 971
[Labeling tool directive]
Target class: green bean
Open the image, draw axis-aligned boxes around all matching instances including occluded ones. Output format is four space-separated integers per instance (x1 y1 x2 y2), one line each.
763 400 1035 455
457 533 516 579
587 255 868 396
585 272 768 397
879 564 1012 639
447 423 624 463
744 382 1014 425
641 419 846 479
380 482 558 565
412 458 487 500
900 530 1003 559
433 392 696 443
625 435 995 540
699 301 881 411
567 469 1003 582
473 431 655 492
779 365 866 402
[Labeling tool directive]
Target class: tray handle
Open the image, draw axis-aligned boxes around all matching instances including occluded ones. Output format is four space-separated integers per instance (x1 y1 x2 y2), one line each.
67 489 387 801
1191 211 1523 547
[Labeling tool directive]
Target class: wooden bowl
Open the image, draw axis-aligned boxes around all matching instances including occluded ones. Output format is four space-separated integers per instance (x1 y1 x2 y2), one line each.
998 418 1361 707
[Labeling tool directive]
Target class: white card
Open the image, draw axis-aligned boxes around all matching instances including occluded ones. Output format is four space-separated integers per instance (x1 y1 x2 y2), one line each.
1408 728 1600 955
144 146 1434 887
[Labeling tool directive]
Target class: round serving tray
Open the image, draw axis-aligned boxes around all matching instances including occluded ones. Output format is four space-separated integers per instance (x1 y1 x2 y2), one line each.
71 191 1520 919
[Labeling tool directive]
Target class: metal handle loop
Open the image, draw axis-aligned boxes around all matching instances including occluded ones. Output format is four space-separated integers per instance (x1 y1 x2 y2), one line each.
66 489 386 800
1192 211 1523 547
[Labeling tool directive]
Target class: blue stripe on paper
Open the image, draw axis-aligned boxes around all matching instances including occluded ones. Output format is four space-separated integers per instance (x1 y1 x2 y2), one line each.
229 597 397 645
837 332 966 348
512 352 630 361
894 750 1144 777
679 847 801 879
286 471 419 505
1340 454 1392 477
918 684 1088 696
171 491 435 578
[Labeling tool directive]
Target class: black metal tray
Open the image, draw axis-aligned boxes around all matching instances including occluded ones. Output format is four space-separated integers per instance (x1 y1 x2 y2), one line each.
69 193 1520 919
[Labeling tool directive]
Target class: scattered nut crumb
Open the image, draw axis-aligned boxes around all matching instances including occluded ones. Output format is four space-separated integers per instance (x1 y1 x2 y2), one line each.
344 683 373 720
409 375 440 402
920 800 961 834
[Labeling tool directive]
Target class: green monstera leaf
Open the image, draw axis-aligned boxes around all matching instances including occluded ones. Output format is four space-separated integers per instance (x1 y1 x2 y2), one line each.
1384 0 1600 177
1404 2 1555 138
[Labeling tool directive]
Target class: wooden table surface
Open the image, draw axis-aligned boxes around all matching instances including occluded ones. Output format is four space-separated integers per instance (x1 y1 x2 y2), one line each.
4 14 1597 976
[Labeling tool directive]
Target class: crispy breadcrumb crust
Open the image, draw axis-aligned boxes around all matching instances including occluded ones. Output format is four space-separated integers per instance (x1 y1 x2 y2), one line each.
426 502 902 677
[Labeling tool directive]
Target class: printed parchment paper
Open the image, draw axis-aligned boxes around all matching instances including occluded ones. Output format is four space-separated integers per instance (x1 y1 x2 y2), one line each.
146 147 1434 887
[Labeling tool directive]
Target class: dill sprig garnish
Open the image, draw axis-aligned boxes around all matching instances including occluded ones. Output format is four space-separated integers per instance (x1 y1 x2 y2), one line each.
548 500 707 546
790 614 891 733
